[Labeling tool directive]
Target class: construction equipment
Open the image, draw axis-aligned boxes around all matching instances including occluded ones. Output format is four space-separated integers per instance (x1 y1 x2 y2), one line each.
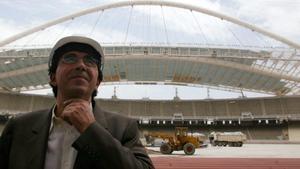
145 127 205 155
209 132 247 147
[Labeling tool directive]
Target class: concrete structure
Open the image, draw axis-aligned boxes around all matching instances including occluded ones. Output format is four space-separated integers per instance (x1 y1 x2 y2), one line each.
288 122 300 142
0 0 300 96
1 92 300 119
0 92 299 141
0 0 300 142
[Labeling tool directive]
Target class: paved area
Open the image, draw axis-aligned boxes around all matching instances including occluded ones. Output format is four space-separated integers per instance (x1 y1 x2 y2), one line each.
148 144 300 169
148 144 300 158
150 157 300 169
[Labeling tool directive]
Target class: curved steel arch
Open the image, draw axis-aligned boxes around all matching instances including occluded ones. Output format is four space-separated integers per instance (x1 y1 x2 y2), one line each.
0 0 299 49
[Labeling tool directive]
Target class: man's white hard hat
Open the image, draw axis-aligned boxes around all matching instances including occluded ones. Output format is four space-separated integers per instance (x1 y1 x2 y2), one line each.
48 36 104 70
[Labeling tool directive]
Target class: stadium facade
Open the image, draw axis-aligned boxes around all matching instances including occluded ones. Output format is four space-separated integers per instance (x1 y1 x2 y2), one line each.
1 0 300 142
1 92 299 141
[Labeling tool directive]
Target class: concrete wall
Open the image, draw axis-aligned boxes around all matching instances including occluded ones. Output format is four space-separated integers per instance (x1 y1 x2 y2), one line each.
0 92 54 114
141 125 288 140
288 122 300 141
1 92 300 118
97 96 300 117
1 92 299 141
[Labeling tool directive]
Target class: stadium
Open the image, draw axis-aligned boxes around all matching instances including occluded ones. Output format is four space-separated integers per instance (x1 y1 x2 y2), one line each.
0 0 300 168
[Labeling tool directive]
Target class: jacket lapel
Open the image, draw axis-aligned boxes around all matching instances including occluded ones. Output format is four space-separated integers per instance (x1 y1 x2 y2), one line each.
26 109 52 169
22 106 108 169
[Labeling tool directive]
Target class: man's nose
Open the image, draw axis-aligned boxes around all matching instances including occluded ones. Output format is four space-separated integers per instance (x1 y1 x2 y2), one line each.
75 58 87 69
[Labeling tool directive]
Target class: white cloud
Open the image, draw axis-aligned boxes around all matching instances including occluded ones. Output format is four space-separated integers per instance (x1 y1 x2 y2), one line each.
0 19 22 40
227 0 300 44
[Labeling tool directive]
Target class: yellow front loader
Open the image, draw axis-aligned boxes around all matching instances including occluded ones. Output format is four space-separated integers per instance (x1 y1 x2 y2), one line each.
146 127 204 155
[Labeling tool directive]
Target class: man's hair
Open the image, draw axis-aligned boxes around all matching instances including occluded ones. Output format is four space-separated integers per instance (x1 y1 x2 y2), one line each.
48 42 103 107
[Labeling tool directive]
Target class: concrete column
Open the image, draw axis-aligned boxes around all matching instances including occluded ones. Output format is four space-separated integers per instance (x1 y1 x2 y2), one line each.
192 102 196 116
279 98 286 115
288 122 300 141
128 101 131 116
160 102 162 116
225 101 230 116
260 99 266 116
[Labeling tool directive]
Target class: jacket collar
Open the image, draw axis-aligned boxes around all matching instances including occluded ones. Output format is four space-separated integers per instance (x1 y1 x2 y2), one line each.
30 104 108 133
93 105 108 129
31 108 52 134
26 104 108 169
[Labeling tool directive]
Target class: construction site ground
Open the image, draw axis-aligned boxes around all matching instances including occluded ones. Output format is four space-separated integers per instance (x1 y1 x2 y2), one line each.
148 144 300 169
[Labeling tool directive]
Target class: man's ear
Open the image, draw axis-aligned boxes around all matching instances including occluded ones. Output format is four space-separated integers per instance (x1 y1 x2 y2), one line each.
95 70 102 88
95 78 101 89
49 74 57 86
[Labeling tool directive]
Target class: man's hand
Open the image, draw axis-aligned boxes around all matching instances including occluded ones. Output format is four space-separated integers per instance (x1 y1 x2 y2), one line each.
61 99 96 133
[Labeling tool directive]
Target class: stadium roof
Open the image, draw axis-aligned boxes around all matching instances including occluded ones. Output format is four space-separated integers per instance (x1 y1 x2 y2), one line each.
0 0 300 96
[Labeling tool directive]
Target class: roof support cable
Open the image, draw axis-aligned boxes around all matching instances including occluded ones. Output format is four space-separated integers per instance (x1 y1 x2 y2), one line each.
190 10 208 46
161 5 170 45
89 10 104 37
52 20 73 45
70 14 88 36
146 5 151 44
143 5 149 45
124 5 133 44
254 31 270 49
2 1 300 49
224 22 244 48
21 30 43 49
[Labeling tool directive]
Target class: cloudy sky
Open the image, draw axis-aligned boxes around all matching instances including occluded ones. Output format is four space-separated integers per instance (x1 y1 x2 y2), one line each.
0 0 299 99
1 0 300 46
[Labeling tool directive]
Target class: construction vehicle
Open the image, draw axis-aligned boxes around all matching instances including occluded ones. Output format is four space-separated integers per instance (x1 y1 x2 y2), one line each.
209 132 247 147
145 127 205 155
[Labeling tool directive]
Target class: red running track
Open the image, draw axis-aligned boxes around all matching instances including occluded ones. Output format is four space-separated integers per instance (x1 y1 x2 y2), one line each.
151 157 300 169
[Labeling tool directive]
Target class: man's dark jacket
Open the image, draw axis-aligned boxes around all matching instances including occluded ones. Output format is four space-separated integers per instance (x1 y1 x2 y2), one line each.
0 105 154 169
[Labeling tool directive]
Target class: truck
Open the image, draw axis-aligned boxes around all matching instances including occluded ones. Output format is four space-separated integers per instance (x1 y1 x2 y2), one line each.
209 132 246 147
145 127 205 155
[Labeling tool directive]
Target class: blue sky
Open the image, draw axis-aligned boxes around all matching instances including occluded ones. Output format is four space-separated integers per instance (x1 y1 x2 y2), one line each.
1 0 299 100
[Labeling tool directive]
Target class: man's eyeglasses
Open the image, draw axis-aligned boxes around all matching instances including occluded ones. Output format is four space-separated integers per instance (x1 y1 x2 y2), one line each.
61 53 99 67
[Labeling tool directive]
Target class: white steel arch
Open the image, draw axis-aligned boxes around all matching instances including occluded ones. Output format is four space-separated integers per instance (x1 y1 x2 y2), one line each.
0 0 299 49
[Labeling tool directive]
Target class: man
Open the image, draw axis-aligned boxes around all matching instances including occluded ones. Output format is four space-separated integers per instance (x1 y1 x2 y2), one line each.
0 36 154 169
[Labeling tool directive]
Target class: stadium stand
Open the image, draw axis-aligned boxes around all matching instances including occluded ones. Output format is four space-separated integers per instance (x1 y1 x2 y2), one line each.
1 92 299 141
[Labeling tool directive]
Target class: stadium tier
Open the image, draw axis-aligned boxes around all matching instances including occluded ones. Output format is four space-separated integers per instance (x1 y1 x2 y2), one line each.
0 92 300 141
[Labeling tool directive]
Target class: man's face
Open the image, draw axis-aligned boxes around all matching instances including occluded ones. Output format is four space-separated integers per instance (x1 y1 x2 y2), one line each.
50 51 101 101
